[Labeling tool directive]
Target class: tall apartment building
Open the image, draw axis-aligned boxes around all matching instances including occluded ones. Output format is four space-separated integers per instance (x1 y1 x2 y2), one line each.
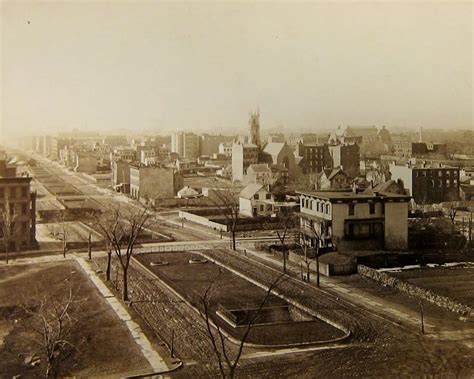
231 142 259 182
0 162 36 251
297 143 331 174
171 132 200 159
328 143 360 178
389 162 460 204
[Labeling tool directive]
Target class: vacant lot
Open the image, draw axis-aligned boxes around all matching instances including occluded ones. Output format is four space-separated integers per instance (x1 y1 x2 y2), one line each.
0 261 152 378
136 251 345 345
391 266 474 307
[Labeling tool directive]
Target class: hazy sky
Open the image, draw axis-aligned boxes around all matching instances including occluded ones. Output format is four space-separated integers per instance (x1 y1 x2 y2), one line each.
1 1 472 138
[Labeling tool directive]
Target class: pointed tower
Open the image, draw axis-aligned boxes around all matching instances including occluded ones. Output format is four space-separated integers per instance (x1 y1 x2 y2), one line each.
248 109 261 147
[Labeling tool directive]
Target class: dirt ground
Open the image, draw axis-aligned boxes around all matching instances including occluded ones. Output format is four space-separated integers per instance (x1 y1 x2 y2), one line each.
136 252 345 345
0 260 152 378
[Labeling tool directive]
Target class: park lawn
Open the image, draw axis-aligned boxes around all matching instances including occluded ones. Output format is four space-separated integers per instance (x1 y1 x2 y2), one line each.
0 260 152 378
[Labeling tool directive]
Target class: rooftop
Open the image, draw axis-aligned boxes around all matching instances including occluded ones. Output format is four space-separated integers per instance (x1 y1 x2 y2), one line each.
297 190 410 201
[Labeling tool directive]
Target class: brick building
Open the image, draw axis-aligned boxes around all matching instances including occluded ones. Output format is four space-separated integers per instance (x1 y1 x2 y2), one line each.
389 162 460 204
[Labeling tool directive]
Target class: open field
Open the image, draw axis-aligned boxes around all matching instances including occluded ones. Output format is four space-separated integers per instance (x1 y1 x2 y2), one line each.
0 261 153 378
390 266 474 307
136 251 345 345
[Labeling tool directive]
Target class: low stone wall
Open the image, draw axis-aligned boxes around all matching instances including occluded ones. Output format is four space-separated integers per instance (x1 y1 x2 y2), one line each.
357 265 472 316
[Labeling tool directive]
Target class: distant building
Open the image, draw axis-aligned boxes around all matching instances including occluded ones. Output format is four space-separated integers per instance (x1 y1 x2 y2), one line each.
111 160 131 194
140 149 157 166
171 132 200 159
231 142 259 182
102 135 128 148
389 162 460 204
218 142 233 157
328 143 360 178
316 167 351 190
200 134 234 156
298 189 410 252
0 176 36 251
239 183 298 217
129 165 183 202
260 142 297 179
296 143 331 174
266 133 286 144
245 164 273 185
111 147 136 162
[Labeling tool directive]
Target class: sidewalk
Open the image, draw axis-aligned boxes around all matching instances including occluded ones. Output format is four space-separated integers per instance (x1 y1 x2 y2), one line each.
75 258 172 373
237 245 474 342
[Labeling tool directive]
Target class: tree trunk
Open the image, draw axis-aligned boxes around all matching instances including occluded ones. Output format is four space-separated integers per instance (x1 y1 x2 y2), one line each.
88 232 92 259
63 241 66 258
106 251 112 281
122 267 129 302
231 229 236 251
306 262 310 283
283 249 287 273
316 246 320 287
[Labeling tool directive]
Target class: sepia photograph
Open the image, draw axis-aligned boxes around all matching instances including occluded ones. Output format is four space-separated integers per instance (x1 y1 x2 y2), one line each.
0 1 473 377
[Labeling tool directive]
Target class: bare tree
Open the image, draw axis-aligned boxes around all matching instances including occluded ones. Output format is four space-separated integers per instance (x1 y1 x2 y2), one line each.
23 284 84 378
209 189 240 251
54 212 69 258
299 218 323 287
97 204 152 301
1 194 18 264
105 239 113 281
445 202 459 225
275 213 296 273
201 273 284 379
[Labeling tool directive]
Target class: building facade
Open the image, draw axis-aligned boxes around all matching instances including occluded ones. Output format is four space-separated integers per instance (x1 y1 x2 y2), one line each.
298 190 410 252
328 143 360 178
389 162 460 204
129 165 183 202
297 143 331 174
0 177 36 251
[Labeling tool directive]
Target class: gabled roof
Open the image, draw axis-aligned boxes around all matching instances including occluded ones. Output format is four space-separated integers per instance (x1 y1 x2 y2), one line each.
247 164 271 173
263 142 286 157
240 183 265 199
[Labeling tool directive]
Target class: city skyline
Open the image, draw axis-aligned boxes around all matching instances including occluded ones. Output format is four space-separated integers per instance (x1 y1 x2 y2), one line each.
1 2 473 139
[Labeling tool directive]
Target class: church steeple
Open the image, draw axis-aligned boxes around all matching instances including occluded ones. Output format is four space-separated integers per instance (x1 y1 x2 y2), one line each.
249 109 260 147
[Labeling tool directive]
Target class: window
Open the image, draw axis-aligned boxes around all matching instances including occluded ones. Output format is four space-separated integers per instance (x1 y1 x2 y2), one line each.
446 180 450 187
254 194 259 200
446 171 450 177
438 171 442 177
454 171 458 177
316 201 319 212
309 201 312 210
369 203 375 214
259 204 264 212
326 204 330 214
454 179 458 185
265 193 271 200
348 204 355 216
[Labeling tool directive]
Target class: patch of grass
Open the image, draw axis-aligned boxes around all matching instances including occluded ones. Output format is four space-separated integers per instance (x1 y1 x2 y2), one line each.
0 261 152 378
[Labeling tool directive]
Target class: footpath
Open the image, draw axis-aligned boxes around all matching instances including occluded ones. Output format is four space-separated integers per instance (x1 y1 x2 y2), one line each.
75 257 173 373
